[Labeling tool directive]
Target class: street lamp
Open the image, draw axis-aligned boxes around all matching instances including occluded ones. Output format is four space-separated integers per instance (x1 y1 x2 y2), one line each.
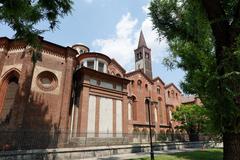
146 97 154 160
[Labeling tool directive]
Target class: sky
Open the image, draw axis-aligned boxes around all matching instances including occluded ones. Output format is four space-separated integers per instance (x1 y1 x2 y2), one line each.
0 0 185 90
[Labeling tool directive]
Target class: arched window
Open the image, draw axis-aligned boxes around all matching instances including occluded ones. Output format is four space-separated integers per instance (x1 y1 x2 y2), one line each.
171 90 174 97
157 86 160 94
131 80 134 86
0 71 19 124
139 52 143 59
145 84 148 91
145 53 149 59
137 80 142 91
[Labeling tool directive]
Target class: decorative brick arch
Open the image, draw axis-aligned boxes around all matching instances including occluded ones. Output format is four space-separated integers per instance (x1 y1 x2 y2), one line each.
130 95 137 121
0 69 20 123
0 68 21 81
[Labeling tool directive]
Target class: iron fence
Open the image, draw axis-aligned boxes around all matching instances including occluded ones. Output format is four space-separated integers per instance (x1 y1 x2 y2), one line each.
0 129 216 151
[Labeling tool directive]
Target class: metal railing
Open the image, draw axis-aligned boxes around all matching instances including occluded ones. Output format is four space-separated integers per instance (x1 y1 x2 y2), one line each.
0 129 215 151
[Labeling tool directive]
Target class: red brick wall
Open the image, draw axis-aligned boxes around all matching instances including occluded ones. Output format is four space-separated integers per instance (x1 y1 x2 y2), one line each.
0 38 77 148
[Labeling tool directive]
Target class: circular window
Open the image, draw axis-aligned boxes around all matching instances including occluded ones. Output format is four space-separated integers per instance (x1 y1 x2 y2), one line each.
37 71 58 91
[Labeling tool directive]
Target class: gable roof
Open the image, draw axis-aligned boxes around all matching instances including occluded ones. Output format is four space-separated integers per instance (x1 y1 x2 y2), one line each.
110 58 126 73
152 76 165 85
165 83 182 93
125 69 153 84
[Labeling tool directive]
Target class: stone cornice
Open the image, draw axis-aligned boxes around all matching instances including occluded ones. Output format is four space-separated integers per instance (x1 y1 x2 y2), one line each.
0 37 78 59
76 67 130 85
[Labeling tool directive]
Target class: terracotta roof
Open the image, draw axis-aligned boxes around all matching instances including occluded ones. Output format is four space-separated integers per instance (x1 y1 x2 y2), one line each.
125 69 153 84
165 83 182 93
110 58 126 73
181 95 196 104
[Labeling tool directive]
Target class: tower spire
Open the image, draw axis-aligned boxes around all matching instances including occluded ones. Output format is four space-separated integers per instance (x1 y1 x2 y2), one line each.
138 30 147 48
134 31 152 79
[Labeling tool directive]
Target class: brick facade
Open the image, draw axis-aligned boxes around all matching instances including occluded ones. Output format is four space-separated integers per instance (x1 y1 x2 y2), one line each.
0 32 196 149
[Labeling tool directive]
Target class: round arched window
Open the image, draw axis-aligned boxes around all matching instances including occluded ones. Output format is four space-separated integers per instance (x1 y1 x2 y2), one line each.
37 71 58 91
137 80 142 85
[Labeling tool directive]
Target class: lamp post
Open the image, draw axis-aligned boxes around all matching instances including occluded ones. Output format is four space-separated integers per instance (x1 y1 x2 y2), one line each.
146 97 154 160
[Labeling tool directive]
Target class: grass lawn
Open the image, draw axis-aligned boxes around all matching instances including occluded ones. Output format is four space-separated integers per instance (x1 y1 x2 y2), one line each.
131 149 223 160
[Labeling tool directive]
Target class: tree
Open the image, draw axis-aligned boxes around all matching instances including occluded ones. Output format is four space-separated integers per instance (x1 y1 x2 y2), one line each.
149 1 240 159
0 0 73 47
172 104 208 141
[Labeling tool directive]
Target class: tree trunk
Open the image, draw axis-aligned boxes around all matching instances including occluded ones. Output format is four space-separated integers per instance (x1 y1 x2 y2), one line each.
223 133 240 160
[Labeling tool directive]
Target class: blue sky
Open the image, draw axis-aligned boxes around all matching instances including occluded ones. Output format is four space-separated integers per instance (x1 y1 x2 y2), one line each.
0 0 185 90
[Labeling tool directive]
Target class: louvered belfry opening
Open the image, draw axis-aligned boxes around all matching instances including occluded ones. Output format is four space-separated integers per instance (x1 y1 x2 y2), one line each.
0 76 19 124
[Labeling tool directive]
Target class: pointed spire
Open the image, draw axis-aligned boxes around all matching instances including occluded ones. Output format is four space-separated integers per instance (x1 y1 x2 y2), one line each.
138 30 147 48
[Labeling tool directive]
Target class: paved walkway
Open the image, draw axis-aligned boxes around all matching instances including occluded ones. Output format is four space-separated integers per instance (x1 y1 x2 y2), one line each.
83 148 202 160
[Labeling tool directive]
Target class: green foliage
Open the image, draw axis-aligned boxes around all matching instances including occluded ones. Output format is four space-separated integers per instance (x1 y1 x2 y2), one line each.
172 104 208 135
157 132 167 141
149 0 240 134
0 0 73 47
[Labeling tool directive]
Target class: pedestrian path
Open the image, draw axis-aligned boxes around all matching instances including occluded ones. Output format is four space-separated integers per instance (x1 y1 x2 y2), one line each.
82 148 202 160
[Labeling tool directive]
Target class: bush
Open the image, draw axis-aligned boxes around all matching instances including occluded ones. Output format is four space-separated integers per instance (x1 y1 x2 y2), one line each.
157 131 167 141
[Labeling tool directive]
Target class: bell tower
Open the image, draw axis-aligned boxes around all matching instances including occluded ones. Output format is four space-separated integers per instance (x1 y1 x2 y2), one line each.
134 31 152 79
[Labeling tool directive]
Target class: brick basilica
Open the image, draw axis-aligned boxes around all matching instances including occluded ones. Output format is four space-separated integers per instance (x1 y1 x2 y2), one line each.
0 31 198 147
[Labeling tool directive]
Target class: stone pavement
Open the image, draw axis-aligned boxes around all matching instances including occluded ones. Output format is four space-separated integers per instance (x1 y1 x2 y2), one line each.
83 148 202 160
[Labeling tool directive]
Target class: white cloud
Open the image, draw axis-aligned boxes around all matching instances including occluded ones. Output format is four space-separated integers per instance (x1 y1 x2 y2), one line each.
142 3 150 14
93 13 138 70
116 13 138 39
141 17 170 63
93 4 170 71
